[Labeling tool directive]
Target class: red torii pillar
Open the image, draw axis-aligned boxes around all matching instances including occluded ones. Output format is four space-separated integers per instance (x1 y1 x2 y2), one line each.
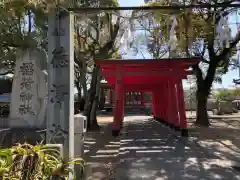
153 83 170 123
112 65 125 136
154 86 164 120
175 79 187 135
166 80 172 124
166 79 177 128
152 78 188 136
152 90 156 117
162 82 169 121
167 79 180 129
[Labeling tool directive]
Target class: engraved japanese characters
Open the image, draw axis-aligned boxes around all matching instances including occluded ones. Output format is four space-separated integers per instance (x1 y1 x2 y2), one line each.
10 49 47 128
19 62 35 116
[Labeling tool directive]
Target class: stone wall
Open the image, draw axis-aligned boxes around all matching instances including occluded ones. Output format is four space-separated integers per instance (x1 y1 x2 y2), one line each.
185 99 217 111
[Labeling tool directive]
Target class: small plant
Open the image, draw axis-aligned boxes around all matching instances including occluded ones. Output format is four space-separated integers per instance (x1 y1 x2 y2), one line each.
0 143 85 180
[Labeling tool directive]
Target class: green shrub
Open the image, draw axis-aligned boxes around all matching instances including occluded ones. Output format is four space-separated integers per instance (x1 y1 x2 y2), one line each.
0 143 85 180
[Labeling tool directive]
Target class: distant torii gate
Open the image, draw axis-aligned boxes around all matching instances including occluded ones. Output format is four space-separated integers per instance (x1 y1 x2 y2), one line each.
96 58 199 137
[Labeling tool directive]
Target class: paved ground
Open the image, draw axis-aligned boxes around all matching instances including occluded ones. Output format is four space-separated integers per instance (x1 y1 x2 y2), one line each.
96 111 240 123
84 115 240 180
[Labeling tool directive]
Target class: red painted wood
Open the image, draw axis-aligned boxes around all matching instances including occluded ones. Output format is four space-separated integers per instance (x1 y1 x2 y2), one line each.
160 87 165 119
119 88 125 124
176 80 187 129
162 83 168 120
167 80 173 124
112 66 124 131
103 75 190 88
96 57 199 66
155 88 163 119
174 81 181 127
152 91 156 117
97 58 199 132
102 70 193 77
98 58 199 87
102 66 192 72
169 80 179 127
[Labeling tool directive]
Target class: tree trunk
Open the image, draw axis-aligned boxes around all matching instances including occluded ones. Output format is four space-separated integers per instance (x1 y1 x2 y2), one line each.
82 77 88 102
89 67 101 130
99 87 105 110
194 57 218 127
76 84 81 102
195 87 210 126
79 72 87 111
84 65 100 131
80 61 88 101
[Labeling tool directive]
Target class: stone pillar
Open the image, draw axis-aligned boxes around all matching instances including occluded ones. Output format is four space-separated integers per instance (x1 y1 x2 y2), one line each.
10 49 47 129
47 10 75 161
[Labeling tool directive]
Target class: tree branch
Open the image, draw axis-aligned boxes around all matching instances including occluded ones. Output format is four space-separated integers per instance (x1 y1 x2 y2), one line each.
201 57 210 64
192 63 204 84
217 30 240 61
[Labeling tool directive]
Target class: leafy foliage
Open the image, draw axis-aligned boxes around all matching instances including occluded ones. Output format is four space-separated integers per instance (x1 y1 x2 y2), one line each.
0 0 48 74
215 88 240 101
137 0 240 125
0 143 85 180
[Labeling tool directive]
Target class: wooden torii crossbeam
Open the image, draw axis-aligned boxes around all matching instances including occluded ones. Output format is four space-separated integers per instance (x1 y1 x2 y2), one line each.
96 57 200 137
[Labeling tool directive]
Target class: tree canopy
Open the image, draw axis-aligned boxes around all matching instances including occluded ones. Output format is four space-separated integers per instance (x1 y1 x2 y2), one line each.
0 0 48 74
134 0 240 126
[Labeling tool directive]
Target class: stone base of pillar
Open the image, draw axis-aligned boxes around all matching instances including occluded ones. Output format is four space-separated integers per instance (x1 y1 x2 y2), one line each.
8 118 46 129
0 128 45 148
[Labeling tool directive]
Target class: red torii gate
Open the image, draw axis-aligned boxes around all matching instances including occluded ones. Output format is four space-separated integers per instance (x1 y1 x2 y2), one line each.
96 57 199 137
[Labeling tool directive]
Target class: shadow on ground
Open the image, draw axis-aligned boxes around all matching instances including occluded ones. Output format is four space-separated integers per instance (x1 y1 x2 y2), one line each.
84 123 121 180
116 118 240 180
188 118 240 165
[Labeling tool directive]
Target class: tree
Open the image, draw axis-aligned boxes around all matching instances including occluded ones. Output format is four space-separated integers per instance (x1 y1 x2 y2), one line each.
0 0 48 75
0 0 123 130
74 0 122 130
74 31 90 103
141 0 240 126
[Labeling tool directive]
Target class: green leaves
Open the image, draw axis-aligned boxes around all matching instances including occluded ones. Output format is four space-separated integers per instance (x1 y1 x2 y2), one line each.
0 0 48 74
0 142 85 179
215 89 235 101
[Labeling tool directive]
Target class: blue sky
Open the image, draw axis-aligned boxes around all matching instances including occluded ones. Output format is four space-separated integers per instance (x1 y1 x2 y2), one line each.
118 0 240 89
